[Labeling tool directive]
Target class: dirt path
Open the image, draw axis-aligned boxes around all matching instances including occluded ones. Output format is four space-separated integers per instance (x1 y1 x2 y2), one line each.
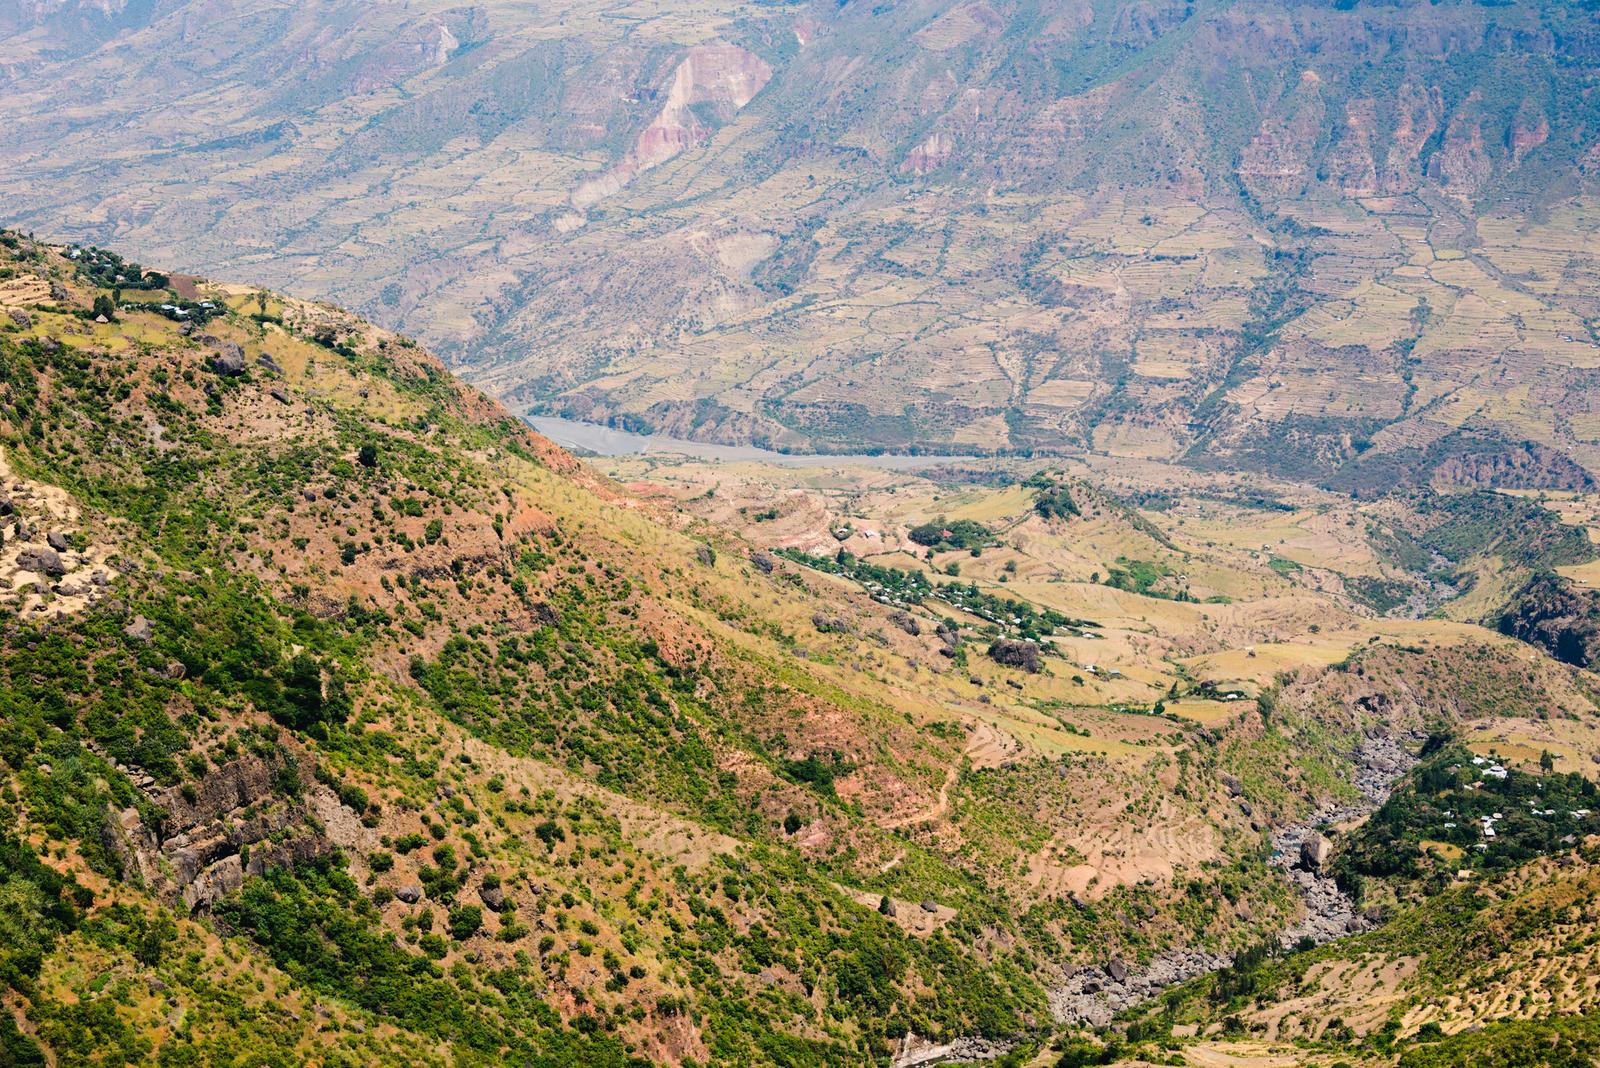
883 763 956 830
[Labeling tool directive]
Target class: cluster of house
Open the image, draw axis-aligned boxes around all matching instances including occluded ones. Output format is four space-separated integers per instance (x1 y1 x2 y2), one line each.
1470 755 1508 781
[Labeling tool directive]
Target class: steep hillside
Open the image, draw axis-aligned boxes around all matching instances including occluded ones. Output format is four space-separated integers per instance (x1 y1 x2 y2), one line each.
7 234 1600 1065
3 0 1600 473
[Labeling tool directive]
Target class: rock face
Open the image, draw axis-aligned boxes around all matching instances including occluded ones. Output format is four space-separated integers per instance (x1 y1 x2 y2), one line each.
101 749 342 912
988 638 1041 673
572 43 773 208
1498 571 1600 668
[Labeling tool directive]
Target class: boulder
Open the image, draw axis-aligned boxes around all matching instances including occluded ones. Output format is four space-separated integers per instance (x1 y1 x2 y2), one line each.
396 884 424 904
1300 831 1332 872
209 342 247 376
123 616 154 641
257 353 283 375
750 551 776 574
1105 957 1129 983
479 883 507 912
812 612 850 634
46 531 68 551
919 899 938 913
16 546 64 576
888 610 921 636
988 638 1041 673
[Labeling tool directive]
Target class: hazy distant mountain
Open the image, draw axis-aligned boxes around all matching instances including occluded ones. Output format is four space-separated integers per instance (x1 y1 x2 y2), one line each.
5 0 1600 477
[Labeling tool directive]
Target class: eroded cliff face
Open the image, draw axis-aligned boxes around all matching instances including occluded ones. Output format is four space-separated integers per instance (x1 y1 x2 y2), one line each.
1500 572 1600 669
1237 72 1327 199
103 743 361 911
572 43 772 209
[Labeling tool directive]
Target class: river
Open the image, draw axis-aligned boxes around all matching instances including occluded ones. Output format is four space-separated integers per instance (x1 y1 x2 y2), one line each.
526 416 984 470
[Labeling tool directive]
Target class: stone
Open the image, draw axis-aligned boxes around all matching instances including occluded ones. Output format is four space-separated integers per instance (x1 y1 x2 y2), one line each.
479 884 506 912
123 616 154 641
988 638 1041 673
257 353 283 374
396 884 423 904
15 546 64 576
269 388 291 404
8 310 31 329
181 854 243 911
750 551 776 574
46 531 68 551
209 342 247 376
812 612 850 634
888 610 921 636
1106 958 1129 983
1300 831 1332 872
919 899 938 913
0 498 11 516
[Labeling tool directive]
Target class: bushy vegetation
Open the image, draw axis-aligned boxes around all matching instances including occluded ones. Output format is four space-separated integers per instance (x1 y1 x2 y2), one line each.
774 547 933 605
1025 473 1079 521
908 517 992 550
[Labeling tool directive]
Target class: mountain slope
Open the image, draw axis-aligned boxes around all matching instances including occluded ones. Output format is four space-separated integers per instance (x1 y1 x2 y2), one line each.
9 235 1600 1065
3 0 1600 473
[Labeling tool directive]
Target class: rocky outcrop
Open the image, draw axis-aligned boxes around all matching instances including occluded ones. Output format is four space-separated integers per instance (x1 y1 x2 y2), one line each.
209 342 246 376
1499 571 1600 668
1299 830 1331 871
889 610 921 636
812 612 851 634
15 545 64 575
901 132 955 176
891 1034 1013 1068
988 638 1040 673
102 749 342 911
572 44 772 209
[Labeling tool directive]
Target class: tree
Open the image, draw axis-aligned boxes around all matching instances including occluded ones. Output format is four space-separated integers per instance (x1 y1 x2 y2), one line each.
448 904 483 940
